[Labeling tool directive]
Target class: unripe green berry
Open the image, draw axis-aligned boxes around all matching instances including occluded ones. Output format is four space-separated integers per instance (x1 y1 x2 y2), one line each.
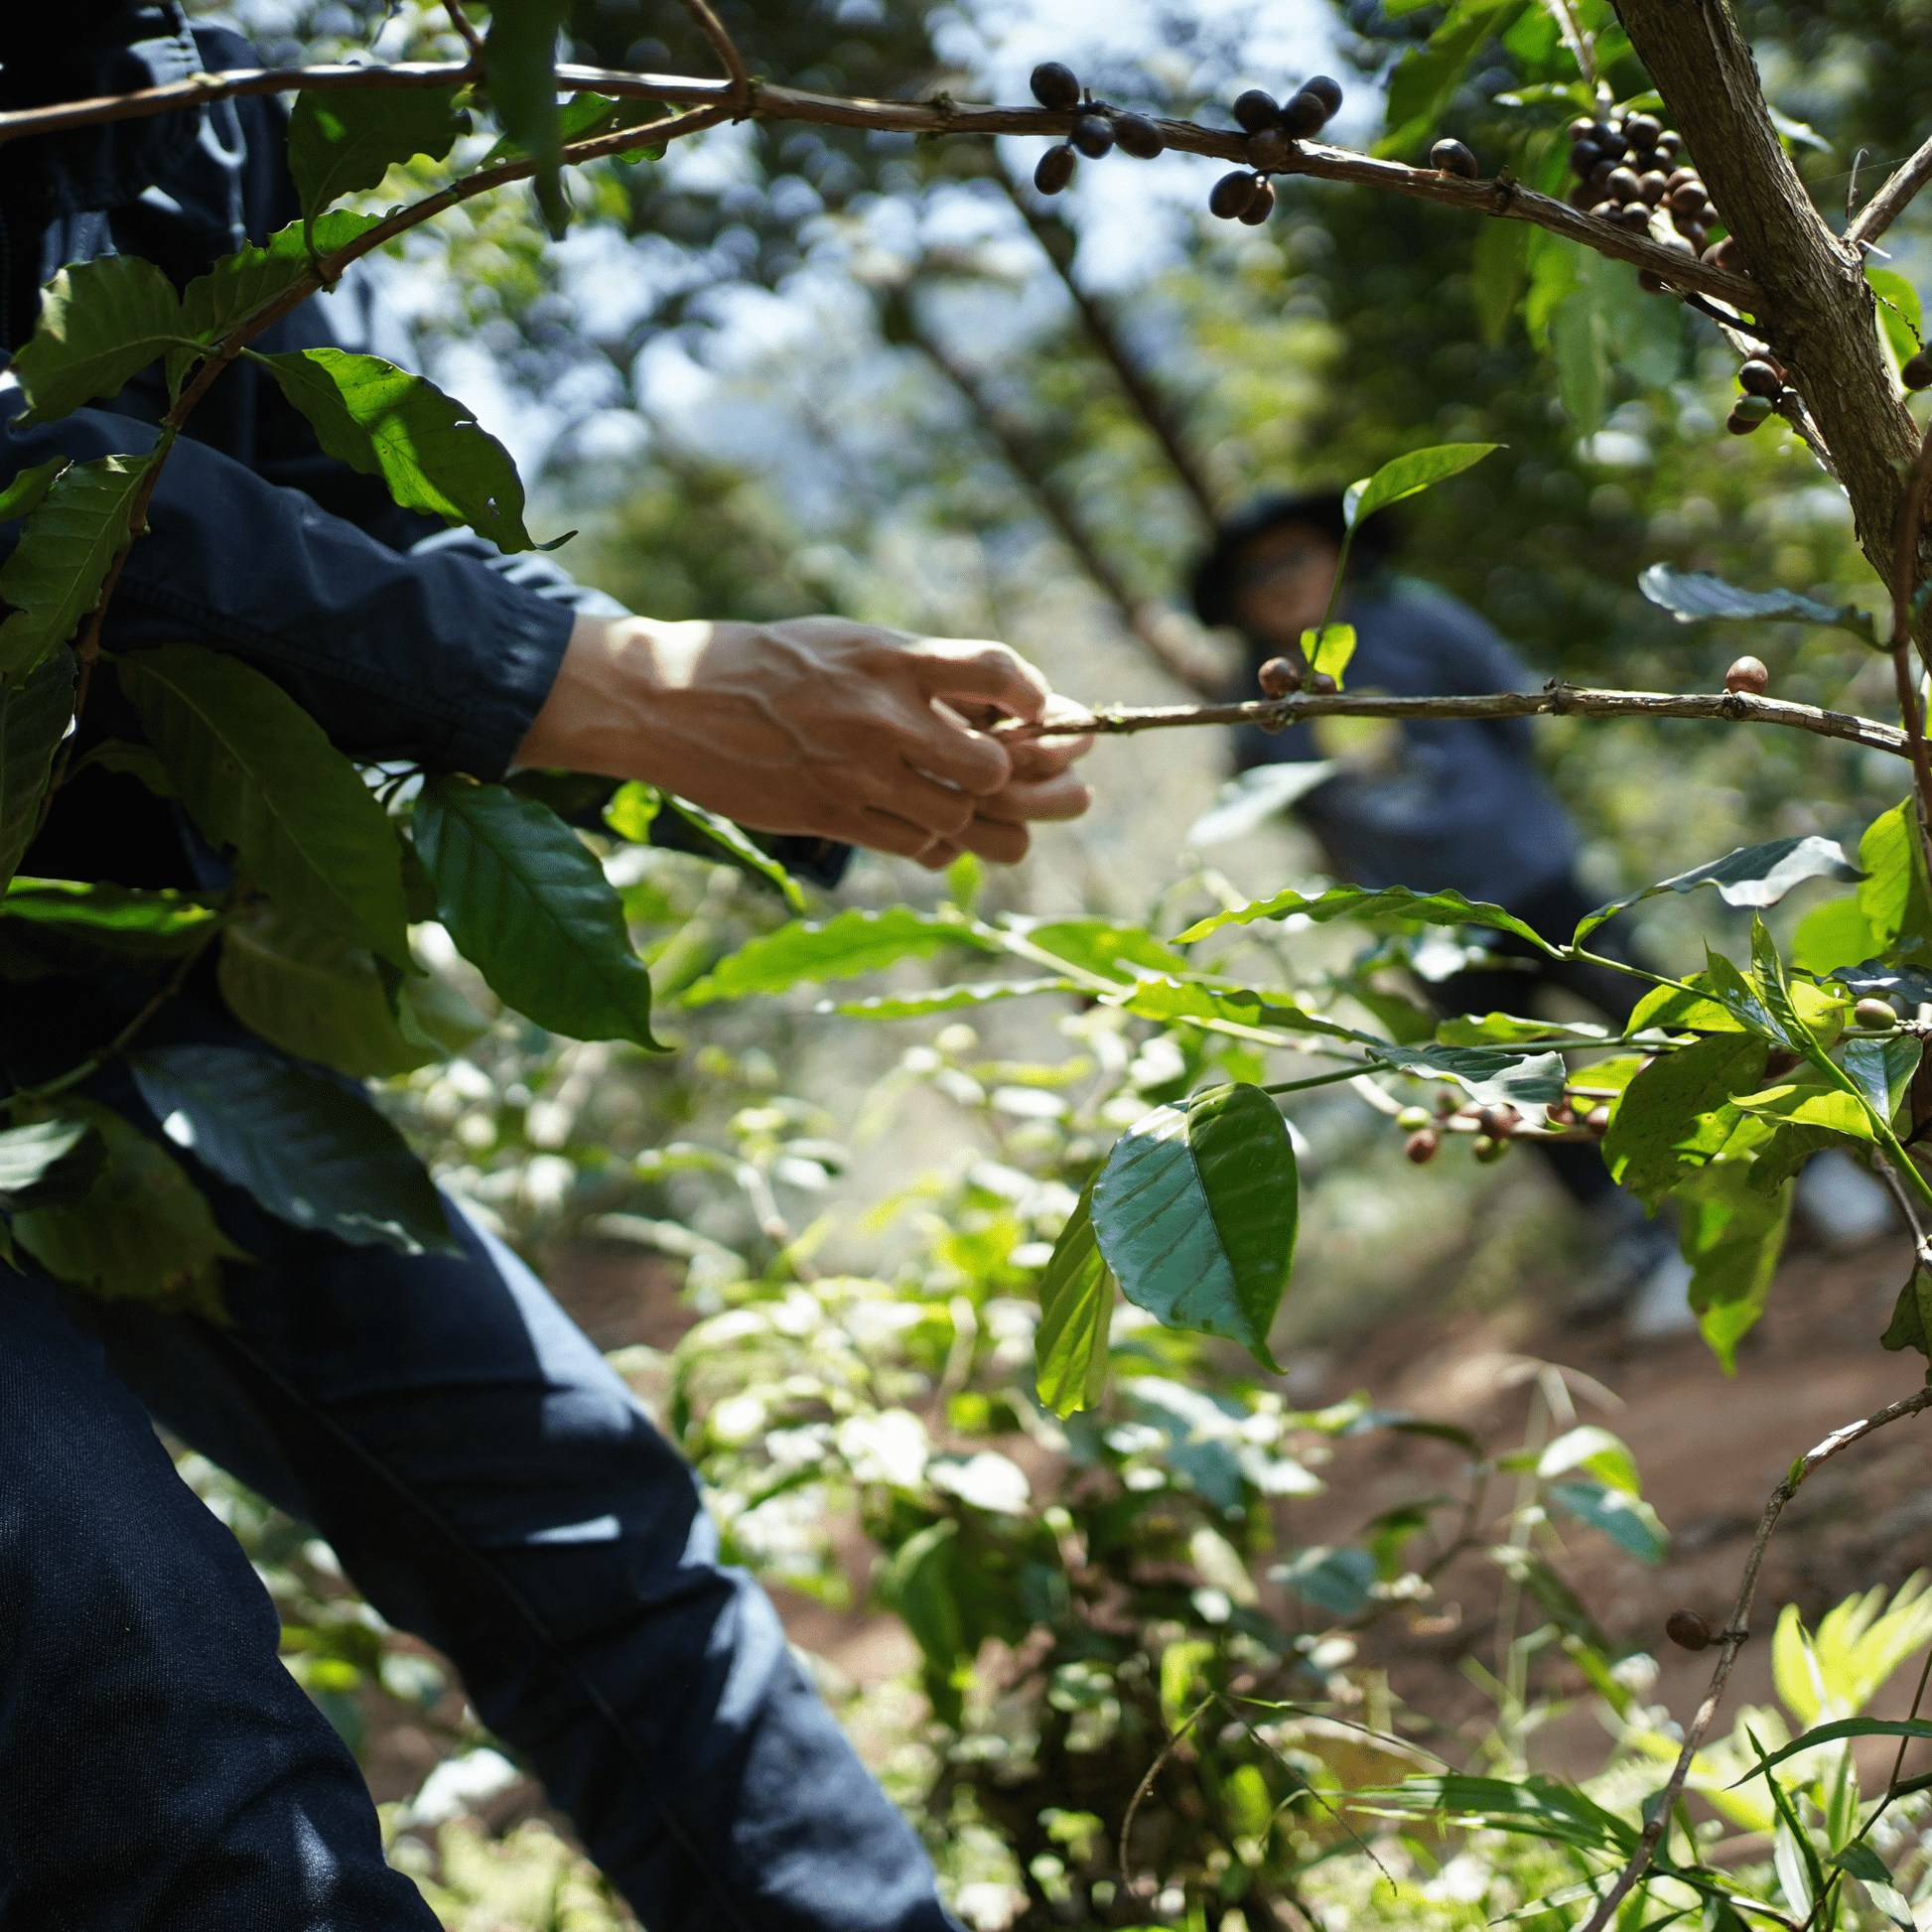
1856 997 1900 1031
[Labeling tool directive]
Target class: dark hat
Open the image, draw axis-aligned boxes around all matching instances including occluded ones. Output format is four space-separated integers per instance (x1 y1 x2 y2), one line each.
1189 489 1398 628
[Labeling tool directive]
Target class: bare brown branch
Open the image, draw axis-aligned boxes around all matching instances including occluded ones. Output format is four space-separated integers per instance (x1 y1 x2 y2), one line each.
1575 1385 1932 1932
0 62 1760 307
442 2 484 59
674 0 752 100
1003 683 1909 760
1848 130 1932 251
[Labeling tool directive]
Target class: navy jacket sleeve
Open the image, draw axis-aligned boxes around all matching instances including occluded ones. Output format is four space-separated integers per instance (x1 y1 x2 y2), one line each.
0 377 575 778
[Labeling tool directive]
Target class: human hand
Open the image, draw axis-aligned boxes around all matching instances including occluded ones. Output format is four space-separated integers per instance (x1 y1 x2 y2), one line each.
514 614 1094 867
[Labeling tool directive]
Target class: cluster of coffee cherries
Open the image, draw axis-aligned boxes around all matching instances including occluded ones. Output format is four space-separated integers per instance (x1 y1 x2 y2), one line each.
1725 356 1792 437
1394 1094 1587 1167
1204 75 1344 224
1030 62 1164 195
1564 108 1745 284
1257 654 1335 699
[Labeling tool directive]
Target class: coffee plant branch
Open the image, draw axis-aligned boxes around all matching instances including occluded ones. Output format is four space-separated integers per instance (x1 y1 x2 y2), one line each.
1577 1383 1932 1932
0 63 1759 310
1847 129 1932 251
999 683 1910 760
1887 416 1932 827
673 0 752 102
440 1 484 61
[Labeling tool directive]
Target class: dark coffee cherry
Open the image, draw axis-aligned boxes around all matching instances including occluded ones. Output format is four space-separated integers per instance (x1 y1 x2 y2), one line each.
1589 201 1620 221
1587 159 1616 193
1070 114 1114 158
1302 74 1343 115
1570 138 1602 177
1569 115 1597 142
1247 126 1293 173
1605 165 1642 202
1725 402 1767 435
1278 90 1327 139
1569 184 1597 211
1030 62 1080 111
1238 178 1276 224
1113 112 1163 159
1655 129 1683 160
1258 656 1304 697
1209 170 1260 220
1431 137 1479 179
1704 235 1751 275
1616 203 1653 231
1737 358 1783 398
1725 652 1769 691
1639 170 1670 206
1856 997 1900 1031
1308 670 1338 696
1665 166 1695 192
1666 1609 1713 1652
1404 1129 1440 1165
1668 181 1709 217
1682 221 1711 254
1904 348 1932 390
1034 145 1075 195
1233 88 1279 133
1623 111 1662 150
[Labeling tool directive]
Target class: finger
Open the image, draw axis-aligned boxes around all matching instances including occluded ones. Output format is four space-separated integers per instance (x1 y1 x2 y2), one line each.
855 808 947 860
1003 736 1091 783
907 640 1050 721
914 839 961 872
956 815 1031 866
976 772 1095 826
898 704 1013 797
885 767 980 839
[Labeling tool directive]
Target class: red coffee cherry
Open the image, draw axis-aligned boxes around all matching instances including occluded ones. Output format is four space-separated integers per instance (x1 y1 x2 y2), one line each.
1404 1129 1440 1165
1666 1609 1713 1651
1725 655 1769 695
1258 656 1304 698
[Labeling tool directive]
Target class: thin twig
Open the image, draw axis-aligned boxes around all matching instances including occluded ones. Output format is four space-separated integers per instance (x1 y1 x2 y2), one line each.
1848 130 1932 250
674 0 751 100
998 683 1910 760
1119 1693 1215 1877
0 64 1762 307
1575 1386 1932 1932
1888 417 1932 873
442 0 484 58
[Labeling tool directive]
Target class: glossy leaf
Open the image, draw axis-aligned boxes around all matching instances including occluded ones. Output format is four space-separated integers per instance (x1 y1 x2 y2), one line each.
681 906 991 1007
1545 1479 1668 1564
1369 1041 1566 1114
1603 1034 1765 1207
1676 1159 1792 1372
1112 977 1364 1042
2 876 218 958
0 648 74 889
181 212 382 343
259 348 540 553
1174 882 1553 951
1858 799 1932 957
1344 442 1502 527
0 458 69 525
288 86 467 222
1034 1175 1113 1417
1091 1082 1295 1369
1844 1033 1920 1124
0 454 156 675
482 0 572 235
1637 563 1878 646
1832 957 1932 1007
8 256 189 423
0 1117 104 1212
13 1100 244 1313
118 644 409 965
216 906 449 1079
128 1043 457 1255
655 794 807 911
1536 1424 1640 1494
413 778 662 1048
1575 836 1863 942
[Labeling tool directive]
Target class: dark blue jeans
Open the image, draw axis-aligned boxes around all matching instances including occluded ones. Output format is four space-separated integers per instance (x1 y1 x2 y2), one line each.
0 988 956 1931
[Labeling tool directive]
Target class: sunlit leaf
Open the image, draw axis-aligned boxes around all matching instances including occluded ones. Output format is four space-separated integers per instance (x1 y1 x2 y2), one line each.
8 256 189 423
181 212 382 344
0 458 68 525
1175 882 1553 951
1303 621 1356 687
1545 1479 1669 1564
1858 799 1932 958
0 1116 104 1212
118 644 409 965
287 85 468 223
1034 1175 1113 1417
1675 1159 1792 1372
682 906 990 1007
1344 442 1502 527
1575 837 1863 942
1637 563 1878 647
1602 1034 1765 1209
1843 1033 1920 1125
413 777 662 1048
1090 1083 1294 1368
1369 1041 1566 1115
128 1043 456 1255
2 875 218 957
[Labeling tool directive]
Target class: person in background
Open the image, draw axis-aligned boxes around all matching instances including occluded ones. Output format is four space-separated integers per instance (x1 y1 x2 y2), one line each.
1188 490 1695 1322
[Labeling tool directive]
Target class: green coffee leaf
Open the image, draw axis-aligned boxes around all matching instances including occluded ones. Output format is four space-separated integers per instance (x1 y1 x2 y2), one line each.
0 648 74 889
1536 1424 1641 1493
1034 1175 1113 1417
1575 836 1863 942
1470 214 1529 347
1344 442 1501 527
1488 1545 1614 1656
1882 1262 1932 1359
1369 1042 1566 1114
259 348 541 553
1303 621 1356 687
1867 266 1923 383
1831 958 1932 1008
181 211 382 344
216 906 449 1079
128 1043 457 1255
1859 799 1932 957
647 794 806 910
0 453 157 675
1356 1774 1637 1857
1376 0 1514 159
681 906 991 1007
414 777 662 1048
2 876 218 958
1545 1479 1669 1564
1844 1033 1920 1124
8 256 189 424
1013 917 1191 981
1175 882 1554 951
1271 1545 1374 1617
118 644 409 965
0 458 69 525
1676 1159 1792 1372
1111 977 1365 1042
1835 1838 1915 1932
1736 1718 1932 1786
1091 1082 1295 1369
1637 563 1878 647
1603 1033 1765 1208
824 976 1076 1019
1792 894 1877 975
13 1099 244 1313
0 1116 104 1212
483 0 572 236
287 86 468 223
1729 1082 1872 1139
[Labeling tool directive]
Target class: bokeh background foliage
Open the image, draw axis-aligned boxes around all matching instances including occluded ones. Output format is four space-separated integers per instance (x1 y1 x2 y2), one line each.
141 0 1932 1925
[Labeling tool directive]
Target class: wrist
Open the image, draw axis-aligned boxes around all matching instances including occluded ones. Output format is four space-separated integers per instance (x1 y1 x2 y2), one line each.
514 613 688 778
